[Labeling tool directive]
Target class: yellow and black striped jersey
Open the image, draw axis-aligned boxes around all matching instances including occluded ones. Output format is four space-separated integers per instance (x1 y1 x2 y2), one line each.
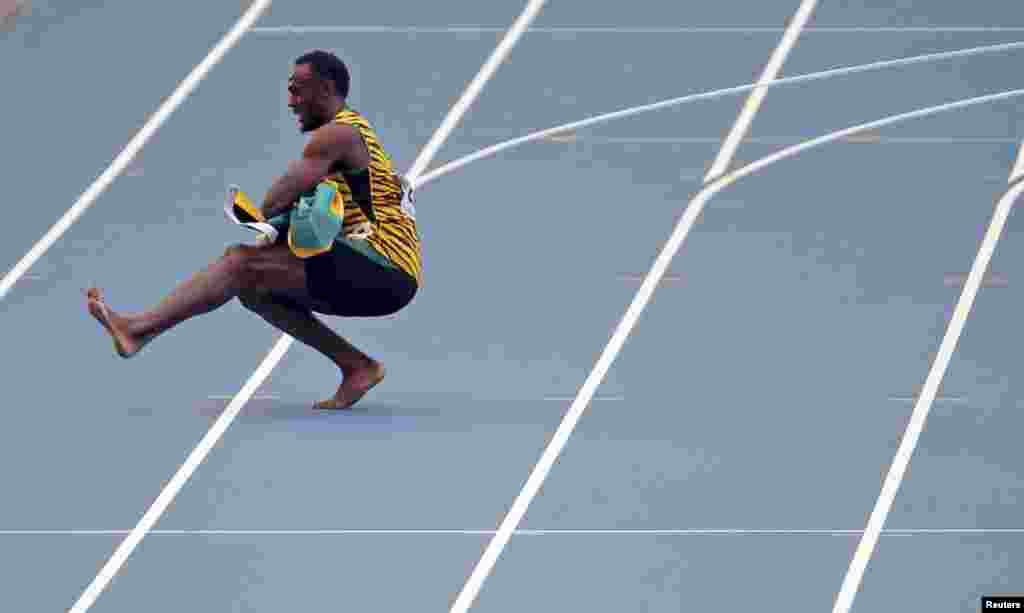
325 108 422 284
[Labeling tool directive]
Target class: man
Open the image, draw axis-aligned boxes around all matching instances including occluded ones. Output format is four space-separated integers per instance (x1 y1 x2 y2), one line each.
86 50 422 410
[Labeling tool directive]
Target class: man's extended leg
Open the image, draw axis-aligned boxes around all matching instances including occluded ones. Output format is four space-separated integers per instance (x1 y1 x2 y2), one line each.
238 290 385 409
87 242 386 409
86 243 308 357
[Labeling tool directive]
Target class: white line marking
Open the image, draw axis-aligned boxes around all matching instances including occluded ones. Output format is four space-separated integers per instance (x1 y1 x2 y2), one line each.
856 136 1021 145
414 40 1024 189
842 136 1024 145
448 4 811 610
439 85 1024 612
830 178 1024 613
943 272 1009 287
67 334 292 613
618 273 683 282
5 528 1024 536
887 395 967 404
252 25 1024 35
542 395 624 402
544 135 1024 145
704 0 818 182
206 394 280 400
703 94 1024 189
0 1 272 302
444 72 1024 613
404 0 548 183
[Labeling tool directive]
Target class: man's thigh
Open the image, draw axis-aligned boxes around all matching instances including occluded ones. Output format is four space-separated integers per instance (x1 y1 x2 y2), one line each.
233 243 348 315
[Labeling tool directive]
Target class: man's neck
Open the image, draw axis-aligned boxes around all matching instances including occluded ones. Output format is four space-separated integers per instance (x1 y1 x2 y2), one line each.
326 99 346 117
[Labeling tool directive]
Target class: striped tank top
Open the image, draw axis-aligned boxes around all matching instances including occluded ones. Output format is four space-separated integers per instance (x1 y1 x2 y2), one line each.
325 108 422 285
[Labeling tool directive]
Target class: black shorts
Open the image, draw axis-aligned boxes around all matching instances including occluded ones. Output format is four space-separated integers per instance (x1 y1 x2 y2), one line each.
304 238 418 317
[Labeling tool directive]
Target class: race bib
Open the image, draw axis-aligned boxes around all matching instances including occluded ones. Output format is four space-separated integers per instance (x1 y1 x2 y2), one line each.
398 174 418 221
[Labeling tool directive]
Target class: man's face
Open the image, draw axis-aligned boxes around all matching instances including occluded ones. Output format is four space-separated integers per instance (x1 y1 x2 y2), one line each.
288 63 328 133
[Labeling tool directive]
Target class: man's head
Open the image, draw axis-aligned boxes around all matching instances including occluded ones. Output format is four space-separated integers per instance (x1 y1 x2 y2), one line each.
288 50 350 132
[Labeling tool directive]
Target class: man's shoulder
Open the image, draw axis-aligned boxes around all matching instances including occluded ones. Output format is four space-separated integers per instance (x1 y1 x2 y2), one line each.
306 121 362 154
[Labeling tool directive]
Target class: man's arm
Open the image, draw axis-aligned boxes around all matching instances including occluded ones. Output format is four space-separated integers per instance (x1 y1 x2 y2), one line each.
261 123 370 219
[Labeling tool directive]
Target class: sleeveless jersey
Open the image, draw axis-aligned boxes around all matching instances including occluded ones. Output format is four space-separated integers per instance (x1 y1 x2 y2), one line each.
325 108 422 285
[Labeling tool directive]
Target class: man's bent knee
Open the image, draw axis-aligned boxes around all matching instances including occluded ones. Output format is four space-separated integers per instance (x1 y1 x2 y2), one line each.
221 244 269 290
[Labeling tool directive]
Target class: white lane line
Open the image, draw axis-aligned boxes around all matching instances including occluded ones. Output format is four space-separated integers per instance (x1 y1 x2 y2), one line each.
617 273 683 282
206 394 280 400
544 135 1024 145
6 528 1024 536
830 177 1024 613
66 335 292 613
704 0 818 182
501 86 1024 613
446 4 815 612
842 136 1024 145
887 395 967 404
416 41 1024 189
0 1 272 302
943 272 1009 287
542 395 624 402
404 0 549 183
252 25 1024 35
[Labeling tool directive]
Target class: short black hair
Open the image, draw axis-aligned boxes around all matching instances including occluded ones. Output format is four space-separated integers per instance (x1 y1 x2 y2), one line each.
295 50 350 98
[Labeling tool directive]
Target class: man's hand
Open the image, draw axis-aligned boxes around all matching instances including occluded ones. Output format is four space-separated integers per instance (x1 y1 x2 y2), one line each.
261 122 371 219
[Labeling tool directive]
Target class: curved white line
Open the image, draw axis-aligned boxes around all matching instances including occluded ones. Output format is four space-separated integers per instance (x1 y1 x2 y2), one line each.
704 0 818 182
444 86 1024 613
404 0 548 182
251 26 1024 35
411 39 1024 190
700 90 1024 192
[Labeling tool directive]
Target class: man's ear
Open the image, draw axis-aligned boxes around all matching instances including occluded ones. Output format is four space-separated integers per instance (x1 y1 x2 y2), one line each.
318 77 336 99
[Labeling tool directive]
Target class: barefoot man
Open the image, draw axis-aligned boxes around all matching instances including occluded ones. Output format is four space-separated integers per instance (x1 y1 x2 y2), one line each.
87 50 422 410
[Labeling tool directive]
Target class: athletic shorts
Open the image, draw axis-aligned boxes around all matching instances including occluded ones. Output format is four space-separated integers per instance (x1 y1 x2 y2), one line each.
304 237 418 317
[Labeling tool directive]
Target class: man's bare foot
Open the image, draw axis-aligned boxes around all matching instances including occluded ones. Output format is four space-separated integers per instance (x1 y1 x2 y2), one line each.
314 361 386 410
86 288 151 358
